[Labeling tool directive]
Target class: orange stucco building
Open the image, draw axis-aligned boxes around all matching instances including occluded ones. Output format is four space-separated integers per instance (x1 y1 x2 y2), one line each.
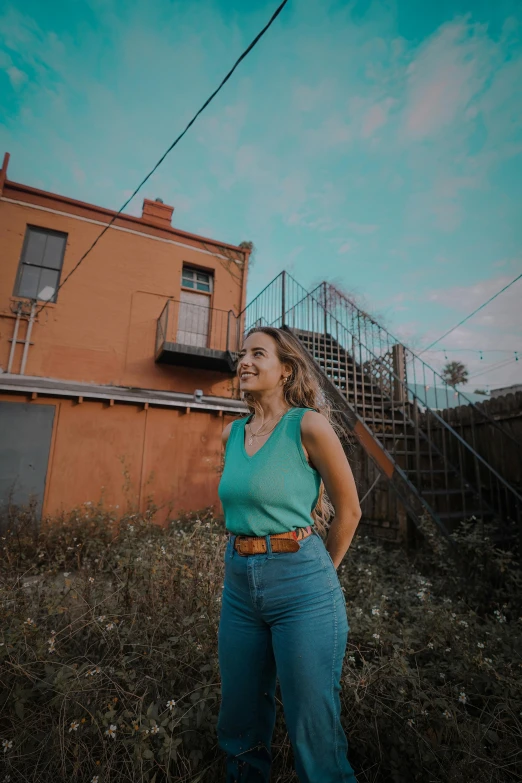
0 152 250 525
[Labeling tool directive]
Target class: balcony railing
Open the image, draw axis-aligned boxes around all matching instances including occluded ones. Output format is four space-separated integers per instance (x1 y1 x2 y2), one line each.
155 298 240 372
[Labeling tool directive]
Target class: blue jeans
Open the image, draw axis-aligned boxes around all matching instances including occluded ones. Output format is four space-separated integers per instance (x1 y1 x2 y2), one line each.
217 530 357 782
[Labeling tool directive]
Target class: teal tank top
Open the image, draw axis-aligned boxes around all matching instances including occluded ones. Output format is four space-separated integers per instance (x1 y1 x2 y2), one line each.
218 407 322 536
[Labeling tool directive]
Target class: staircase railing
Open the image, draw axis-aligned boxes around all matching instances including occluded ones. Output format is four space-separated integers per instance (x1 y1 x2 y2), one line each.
238 271 522 551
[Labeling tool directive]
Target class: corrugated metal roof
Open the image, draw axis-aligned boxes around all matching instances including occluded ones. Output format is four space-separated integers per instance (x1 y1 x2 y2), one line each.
0 373 248 415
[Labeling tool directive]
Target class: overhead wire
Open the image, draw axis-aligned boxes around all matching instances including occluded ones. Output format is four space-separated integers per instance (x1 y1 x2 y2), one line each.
34 0 290 317
418 270 522 355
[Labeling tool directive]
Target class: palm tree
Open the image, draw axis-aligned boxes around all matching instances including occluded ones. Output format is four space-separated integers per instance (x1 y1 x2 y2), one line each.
441 360 469 387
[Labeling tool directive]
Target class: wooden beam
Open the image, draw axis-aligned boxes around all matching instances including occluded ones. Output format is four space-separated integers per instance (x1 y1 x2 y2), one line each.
77 396 83 404
109 399 114 407
31 391 38 400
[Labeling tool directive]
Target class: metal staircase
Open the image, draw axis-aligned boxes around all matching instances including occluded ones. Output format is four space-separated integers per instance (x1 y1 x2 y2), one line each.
236 272 522 556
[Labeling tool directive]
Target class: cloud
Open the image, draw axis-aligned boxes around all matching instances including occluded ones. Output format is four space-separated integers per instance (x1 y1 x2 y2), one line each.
338 242 353 254
361 97 395 138
347 222 379 235
402 19 494 140
6 65 27 88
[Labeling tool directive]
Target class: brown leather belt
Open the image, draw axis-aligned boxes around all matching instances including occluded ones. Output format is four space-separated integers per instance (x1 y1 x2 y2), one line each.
232 525 313 555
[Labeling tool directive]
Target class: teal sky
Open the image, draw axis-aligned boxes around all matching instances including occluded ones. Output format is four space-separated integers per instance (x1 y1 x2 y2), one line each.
1 0 521 392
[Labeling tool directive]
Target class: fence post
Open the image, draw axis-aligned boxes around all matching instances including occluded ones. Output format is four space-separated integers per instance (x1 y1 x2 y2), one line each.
281 270 286 327
392 343 407 406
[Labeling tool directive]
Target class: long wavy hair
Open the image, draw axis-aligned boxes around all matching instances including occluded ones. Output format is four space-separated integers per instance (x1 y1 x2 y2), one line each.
238 326 351 538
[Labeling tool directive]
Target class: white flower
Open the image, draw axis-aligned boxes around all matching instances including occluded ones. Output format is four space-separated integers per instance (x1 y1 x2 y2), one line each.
439 673 445 679
97 616 106 622
484 657 493 664
372 633 380 640
166 699 176 710
416 591 426 601
458 692 467 704
398 687 406 695
88 577 95 584
477 642 484 649
91 777 99 783
105 724 117 738
380 594 388 600
160 546 166 555
355 607 363 616
135 556 142 562
106 623 115 631
69 720 79 733
24 618 35 626
63 572 71 578
443 710 451 719
445 647 451 652
150 724 159 735
2 739 13 752
371 608 380 616
459 620 468 627
128 525 134 532
348 655 356 664
427 642 434 649
407 718 415 726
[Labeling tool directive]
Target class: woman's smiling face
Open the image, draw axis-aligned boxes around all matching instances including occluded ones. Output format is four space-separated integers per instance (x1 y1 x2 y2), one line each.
238 332 290 393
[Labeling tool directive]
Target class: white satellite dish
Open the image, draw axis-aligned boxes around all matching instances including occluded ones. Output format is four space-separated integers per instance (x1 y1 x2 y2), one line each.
38 286 55 301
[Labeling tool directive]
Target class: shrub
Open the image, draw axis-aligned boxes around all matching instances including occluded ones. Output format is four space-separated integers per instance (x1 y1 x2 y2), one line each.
1 503 521 782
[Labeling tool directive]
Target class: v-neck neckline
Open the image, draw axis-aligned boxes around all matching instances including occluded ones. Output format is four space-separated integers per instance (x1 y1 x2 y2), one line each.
241 408 294 460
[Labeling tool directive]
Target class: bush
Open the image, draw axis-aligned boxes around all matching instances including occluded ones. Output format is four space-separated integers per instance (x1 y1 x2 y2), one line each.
1 503 521 782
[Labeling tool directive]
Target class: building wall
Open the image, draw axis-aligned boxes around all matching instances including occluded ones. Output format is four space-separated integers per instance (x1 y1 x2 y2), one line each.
0 394 236 525
0 157 249 524
0 176 248 399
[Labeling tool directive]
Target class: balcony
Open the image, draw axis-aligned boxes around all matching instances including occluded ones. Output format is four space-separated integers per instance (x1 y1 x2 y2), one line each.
155 298 240 372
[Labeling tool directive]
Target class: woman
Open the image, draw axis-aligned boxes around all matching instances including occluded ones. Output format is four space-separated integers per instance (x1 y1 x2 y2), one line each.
217 326 361 783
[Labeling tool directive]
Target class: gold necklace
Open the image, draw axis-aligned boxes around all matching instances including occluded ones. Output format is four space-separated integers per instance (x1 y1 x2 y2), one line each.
247 408 290 446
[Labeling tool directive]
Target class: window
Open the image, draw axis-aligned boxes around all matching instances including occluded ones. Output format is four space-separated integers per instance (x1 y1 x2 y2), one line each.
13 226 67 303
181 266 212 293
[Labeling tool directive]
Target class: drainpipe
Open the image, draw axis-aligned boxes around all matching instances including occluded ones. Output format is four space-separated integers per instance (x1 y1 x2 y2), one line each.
19 301 36 375
7 302 23 373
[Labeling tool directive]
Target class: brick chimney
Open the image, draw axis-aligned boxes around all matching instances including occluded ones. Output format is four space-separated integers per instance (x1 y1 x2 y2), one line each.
141 197 174 228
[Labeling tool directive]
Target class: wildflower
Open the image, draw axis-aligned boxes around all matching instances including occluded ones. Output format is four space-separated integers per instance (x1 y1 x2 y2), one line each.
439 672 445 679
92 777 99 783
129 525 134 533
69 720 80 733
484 657 492 664
372 633 380 640
398 687 406 695
380 594 388 600
166 700 176 710
383 610 389 617
355 607 363 616
196 643 202 651
150 724 159 735
421 709 428 716
371 608 380 616
477 642 484 649
493 609 507 623
63 572 71 577
97 616 106 622
135 557 142 562
416 591 426 601
105 724 117 739
407 718 415 726
106 623 115 631
458 620 468 628
450 613 456 619
160 546 166 555
427 642 434 649
458 692 467 704
445 647 451 652
2 739 13 752
347 656 356 664
443 710 451 719
48 637 56 653
88 577 95 584
24 618 35 626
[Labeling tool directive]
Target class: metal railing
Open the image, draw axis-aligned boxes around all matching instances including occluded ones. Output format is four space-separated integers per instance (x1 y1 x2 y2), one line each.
238 271 522 550
156 298 240 356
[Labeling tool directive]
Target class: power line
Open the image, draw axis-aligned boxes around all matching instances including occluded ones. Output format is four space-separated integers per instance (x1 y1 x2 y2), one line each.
418 271 522 356
34 0 289 317
424 348 520 354
467 357 520 381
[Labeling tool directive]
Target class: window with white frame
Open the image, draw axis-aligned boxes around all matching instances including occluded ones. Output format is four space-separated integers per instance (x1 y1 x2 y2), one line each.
181 266 213 293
